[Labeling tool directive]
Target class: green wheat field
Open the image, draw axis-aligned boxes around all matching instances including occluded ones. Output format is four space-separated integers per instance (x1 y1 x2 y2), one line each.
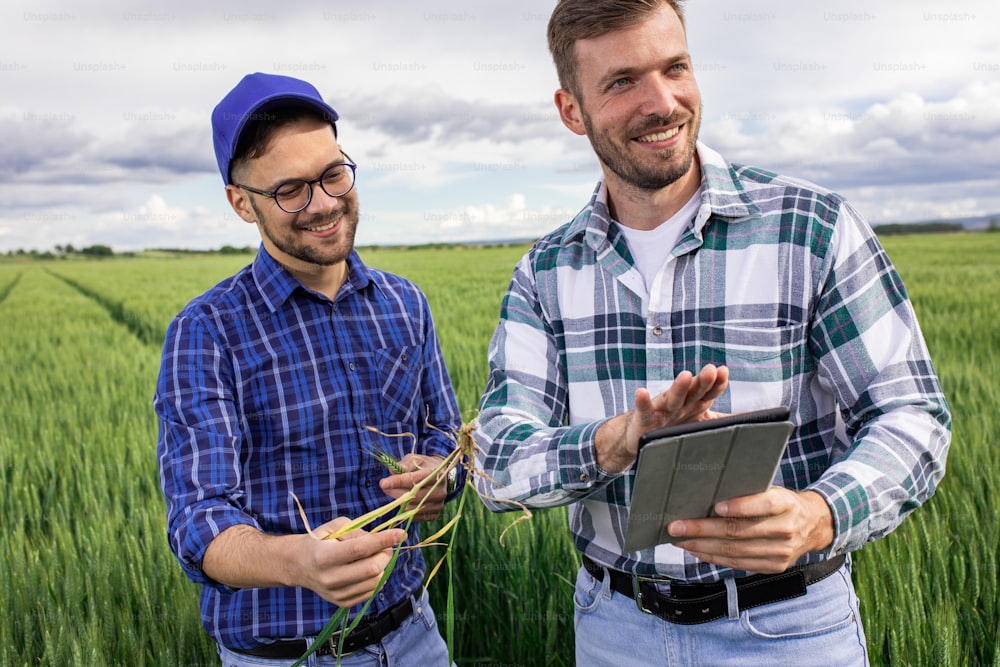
1 233 997 666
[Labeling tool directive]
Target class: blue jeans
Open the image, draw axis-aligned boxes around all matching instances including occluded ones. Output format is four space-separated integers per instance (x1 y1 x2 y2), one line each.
575 558 869 666
217 590 452 667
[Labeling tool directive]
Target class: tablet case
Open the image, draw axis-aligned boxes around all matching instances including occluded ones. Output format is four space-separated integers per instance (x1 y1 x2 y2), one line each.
623 407 793 553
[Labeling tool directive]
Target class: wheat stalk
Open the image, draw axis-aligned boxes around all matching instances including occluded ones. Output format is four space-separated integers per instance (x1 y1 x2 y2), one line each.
291 416 532 665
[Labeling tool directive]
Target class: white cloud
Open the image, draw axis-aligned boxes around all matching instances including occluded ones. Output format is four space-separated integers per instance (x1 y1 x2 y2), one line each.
703 80 1000 195
362 193 578 246
111 195 186 232
1 0 998 251
76 195 257 252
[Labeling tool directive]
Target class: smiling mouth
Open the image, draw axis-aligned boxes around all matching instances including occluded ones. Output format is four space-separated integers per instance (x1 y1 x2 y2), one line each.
302 218 339 233
636 126 681 143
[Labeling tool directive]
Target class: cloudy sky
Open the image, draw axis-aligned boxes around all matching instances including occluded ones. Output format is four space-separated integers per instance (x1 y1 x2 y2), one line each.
1 0 998 252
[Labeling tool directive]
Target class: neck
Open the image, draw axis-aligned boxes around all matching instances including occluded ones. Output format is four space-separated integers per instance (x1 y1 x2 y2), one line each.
605 159 702 231
264 242 349 300
290 261 348 300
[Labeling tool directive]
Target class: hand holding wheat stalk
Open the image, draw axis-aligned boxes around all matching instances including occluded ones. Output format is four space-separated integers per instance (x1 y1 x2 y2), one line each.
290 418 532 666
376 452 450 523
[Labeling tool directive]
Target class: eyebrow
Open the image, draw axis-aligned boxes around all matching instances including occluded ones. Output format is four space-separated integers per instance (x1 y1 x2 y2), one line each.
267 156 347 188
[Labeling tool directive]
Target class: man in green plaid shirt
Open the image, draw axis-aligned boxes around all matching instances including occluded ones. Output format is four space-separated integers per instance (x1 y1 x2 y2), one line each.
474 1 951 664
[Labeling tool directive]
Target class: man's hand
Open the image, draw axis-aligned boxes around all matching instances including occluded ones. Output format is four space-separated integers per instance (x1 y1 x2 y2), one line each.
595 364 730 473
202 521 407 609
297 519 407 607
379 454 450 522
666 488 835 573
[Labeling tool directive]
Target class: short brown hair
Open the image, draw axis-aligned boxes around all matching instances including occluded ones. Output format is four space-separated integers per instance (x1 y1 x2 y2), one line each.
229 104 336 182
547 0 686 97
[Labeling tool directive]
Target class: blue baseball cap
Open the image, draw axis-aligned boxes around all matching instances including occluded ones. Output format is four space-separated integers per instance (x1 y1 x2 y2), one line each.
211 72 339 185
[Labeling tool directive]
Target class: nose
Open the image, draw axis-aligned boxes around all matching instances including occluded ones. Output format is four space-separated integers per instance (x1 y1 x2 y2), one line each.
638 74 679 118
303 179 341 214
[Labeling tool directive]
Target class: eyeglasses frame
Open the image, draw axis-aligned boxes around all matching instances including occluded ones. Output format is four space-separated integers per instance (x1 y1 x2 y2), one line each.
234 152 357 213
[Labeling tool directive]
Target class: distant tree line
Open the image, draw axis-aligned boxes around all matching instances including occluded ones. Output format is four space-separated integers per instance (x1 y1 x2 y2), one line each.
147 245 255 255
4 223 998 261
4 244 116 260
2 244 255 260
873 222 965 236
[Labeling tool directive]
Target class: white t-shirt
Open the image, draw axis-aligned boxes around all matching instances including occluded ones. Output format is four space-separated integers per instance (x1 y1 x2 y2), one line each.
615 187 703 294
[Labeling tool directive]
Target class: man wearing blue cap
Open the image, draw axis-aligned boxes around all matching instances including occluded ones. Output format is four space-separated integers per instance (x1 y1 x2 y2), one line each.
155 72 461 666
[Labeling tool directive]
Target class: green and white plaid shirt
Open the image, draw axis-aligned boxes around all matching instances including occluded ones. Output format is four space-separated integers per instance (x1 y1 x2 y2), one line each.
474 143 951 582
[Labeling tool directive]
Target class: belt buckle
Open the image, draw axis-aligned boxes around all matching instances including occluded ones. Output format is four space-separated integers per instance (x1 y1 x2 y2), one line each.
322 630 360 658
632 577 655 615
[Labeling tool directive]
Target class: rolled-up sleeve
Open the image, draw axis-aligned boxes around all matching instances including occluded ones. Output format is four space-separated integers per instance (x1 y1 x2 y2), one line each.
155 315 259 589
475 255 619 511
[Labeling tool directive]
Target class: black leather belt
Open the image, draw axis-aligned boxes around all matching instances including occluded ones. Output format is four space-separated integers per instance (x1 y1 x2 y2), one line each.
582 554 845 625
231 595 413 658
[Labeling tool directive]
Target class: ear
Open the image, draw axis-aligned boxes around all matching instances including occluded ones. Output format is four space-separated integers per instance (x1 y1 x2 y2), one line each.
226 185 257 225
554 88 587 136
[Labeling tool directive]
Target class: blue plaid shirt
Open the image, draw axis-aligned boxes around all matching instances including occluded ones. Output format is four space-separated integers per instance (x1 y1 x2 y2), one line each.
474 143 951 582
155 247 461 650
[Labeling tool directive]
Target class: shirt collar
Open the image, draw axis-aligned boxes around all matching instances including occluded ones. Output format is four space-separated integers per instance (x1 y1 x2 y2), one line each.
562 142 762 248
251 245 374 312
696 142 761 222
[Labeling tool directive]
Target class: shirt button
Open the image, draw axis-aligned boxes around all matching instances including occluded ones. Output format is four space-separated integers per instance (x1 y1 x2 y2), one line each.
652 326 663 336
349 362 355 371
580 473 590 483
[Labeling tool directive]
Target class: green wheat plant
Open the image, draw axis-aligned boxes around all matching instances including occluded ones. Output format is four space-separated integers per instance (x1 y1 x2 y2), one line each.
366 441 408 475
0 235 996 666
290 418 535 665
291 419 530 665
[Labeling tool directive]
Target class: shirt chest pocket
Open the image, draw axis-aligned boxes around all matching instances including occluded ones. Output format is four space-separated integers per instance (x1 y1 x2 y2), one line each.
375 345 423 423
696 321 810 383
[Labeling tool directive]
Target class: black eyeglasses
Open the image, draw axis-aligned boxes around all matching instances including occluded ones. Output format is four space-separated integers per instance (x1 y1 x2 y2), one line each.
235 153 357 213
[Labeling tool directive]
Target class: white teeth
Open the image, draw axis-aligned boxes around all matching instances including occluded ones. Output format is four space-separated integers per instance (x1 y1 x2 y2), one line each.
305 221 337 232
637 127 680 143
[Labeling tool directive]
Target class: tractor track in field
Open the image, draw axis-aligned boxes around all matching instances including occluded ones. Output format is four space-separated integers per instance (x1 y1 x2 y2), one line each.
46 269 164 347
0 273 20 307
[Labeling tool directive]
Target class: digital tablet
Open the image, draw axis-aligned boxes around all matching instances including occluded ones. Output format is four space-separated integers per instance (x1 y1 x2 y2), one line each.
623 407 793 553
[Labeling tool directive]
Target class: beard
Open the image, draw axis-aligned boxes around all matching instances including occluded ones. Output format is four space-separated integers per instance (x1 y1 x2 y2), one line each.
582 105 701 192
251 197 359 267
